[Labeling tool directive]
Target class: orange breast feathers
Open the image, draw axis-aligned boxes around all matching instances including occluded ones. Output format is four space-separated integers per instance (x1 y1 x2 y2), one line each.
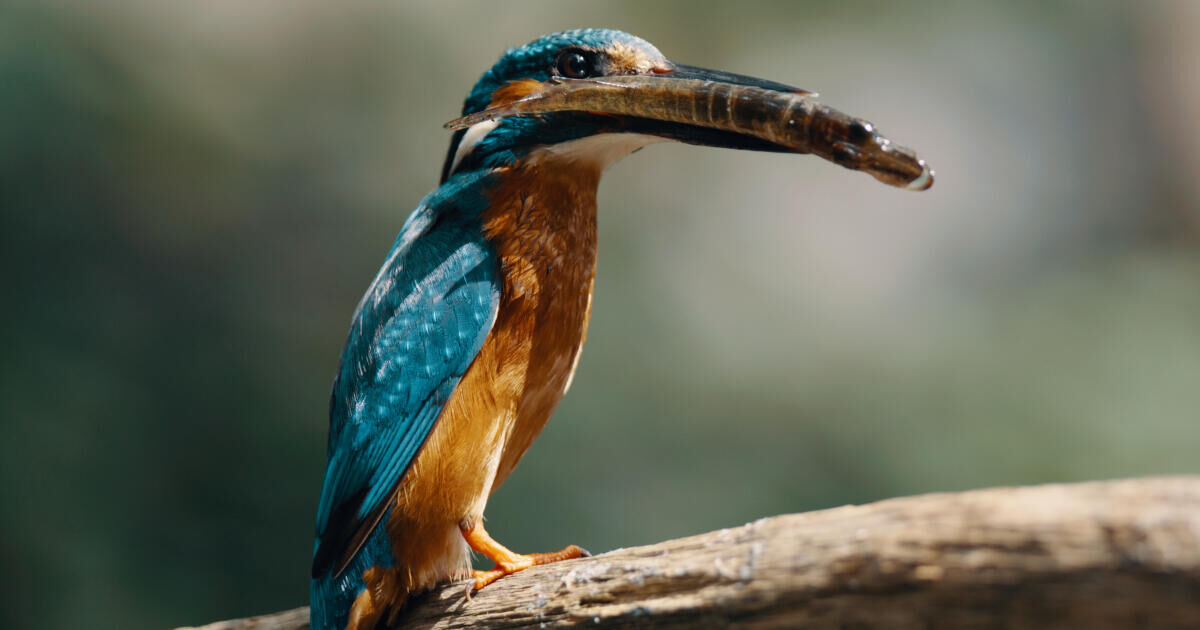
476 162 601 487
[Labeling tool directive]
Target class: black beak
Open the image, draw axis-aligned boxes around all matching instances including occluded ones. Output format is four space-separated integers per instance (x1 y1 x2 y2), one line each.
666 63 816 97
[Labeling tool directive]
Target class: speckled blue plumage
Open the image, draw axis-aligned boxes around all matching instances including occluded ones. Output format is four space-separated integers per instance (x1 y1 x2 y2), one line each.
310 169 501 629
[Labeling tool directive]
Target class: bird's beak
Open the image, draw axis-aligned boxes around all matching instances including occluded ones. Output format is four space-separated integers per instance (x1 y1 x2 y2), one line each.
446 66 933 191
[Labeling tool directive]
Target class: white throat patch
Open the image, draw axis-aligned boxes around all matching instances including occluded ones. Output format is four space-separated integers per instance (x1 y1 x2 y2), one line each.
449 119 501 174
450 123 661 177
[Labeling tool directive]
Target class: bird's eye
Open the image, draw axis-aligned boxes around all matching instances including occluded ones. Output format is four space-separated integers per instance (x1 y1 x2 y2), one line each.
556 50 593 79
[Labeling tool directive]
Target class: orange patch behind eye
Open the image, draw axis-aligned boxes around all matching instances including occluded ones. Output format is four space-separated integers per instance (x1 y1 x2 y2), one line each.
489 79 547 107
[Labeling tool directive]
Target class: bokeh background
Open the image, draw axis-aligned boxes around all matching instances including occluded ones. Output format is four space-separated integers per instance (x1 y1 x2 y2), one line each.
4 1 1200 628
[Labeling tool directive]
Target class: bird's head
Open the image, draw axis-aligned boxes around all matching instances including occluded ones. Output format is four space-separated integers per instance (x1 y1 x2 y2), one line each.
441 28 932 191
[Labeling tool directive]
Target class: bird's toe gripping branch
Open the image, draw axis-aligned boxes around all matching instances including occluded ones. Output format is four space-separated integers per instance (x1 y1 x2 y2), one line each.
460 523 590 592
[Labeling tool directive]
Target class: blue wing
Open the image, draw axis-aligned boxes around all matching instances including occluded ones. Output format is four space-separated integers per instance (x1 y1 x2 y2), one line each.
311 183 500 581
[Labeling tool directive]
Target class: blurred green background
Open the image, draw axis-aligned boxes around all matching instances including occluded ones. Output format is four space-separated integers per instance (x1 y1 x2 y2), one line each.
3 1 1200 628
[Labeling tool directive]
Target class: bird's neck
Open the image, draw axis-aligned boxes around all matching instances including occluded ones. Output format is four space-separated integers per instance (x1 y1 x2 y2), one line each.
470 157 608 488
479 159 601 277
471 132 659 241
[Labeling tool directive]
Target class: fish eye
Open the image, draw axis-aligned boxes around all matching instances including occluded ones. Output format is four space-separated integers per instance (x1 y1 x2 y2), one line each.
556 49 593 79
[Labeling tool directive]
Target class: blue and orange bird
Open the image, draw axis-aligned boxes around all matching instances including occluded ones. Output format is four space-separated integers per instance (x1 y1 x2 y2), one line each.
310 29 933 630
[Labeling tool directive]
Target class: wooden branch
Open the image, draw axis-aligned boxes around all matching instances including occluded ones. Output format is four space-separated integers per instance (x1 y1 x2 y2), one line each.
178 476 1200 629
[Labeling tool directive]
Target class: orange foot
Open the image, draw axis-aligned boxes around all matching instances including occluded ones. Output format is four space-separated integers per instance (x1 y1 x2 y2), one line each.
460 522 589 591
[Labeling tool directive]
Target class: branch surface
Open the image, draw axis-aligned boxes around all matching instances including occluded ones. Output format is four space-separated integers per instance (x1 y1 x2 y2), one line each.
178 476 1200 629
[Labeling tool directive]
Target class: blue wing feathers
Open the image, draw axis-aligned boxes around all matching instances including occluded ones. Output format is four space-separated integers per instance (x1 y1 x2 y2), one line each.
311 171 500 593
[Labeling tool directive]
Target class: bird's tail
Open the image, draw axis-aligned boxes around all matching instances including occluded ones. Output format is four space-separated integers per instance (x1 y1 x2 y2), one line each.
309 522 397 630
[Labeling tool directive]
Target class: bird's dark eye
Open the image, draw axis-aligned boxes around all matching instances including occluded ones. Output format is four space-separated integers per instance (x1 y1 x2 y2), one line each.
556 50 593 79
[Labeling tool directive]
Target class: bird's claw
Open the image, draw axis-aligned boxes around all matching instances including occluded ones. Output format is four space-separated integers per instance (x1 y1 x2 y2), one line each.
462 577 475 602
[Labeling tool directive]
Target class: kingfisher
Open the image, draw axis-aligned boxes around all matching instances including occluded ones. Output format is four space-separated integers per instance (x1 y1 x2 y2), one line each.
310 28 932 630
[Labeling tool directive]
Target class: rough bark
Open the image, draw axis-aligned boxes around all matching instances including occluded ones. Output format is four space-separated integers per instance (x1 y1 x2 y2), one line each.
177 476 1200 629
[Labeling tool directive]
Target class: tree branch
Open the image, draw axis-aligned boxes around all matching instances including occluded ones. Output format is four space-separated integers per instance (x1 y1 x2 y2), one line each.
178 476 1200 629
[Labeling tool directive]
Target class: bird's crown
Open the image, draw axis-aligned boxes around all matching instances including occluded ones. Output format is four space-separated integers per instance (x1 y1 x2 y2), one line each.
461 28 669 116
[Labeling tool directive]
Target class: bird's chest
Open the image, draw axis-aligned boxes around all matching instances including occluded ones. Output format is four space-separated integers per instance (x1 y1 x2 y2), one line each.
397 169 600 523
490 218 597 416
480 173 599 483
